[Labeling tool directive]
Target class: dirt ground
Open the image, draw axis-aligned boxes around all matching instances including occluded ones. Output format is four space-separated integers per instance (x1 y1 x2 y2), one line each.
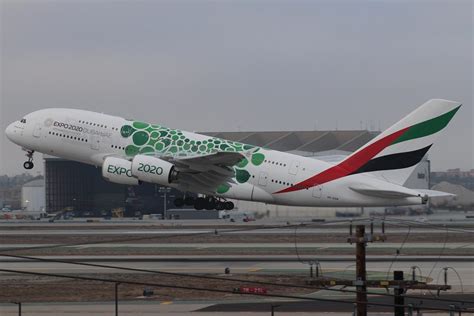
0 273 312 303
3 231 473 245
4 246 472 257
2 230 472 256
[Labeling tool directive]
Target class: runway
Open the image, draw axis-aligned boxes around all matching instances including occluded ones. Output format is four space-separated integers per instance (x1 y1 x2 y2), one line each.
1 296 473 316
0 302 212 316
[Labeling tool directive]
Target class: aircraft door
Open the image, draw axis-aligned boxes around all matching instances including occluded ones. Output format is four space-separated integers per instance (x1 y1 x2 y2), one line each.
289 160 300 175
258 171 268 186
91 135 101 150
33 123 42 138
312 185 322 198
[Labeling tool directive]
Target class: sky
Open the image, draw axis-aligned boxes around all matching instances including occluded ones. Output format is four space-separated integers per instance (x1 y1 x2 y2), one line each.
0 0 472 176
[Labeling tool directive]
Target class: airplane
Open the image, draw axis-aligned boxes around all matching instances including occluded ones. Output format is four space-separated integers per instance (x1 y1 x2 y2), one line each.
5 99 460 211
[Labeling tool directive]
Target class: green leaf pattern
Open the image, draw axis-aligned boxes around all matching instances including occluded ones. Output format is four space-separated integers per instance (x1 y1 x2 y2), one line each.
122 122 267 193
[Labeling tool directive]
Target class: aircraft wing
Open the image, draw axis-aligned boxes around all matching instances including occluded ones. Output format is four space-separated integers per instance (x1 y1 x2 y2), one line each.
163 151 248 194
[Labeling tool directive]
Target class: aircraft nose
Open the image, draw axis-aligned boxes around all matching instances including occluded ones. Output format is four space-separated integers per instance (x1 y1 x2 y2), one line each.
5 122 18 142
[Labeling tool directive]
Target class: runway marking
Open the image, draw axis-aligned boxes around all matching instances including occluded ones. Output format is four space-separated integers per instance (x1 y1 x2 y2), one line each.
160 301 173 305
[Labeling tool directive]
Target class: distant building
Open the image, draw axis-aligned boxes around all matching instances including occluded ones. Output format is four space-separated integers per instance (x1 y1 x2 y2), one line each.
430 181 474 208
0 174 36 209
44 157 182 216
431 168 474 192
0 185 22 209
21 179 45 212
432 168 474 178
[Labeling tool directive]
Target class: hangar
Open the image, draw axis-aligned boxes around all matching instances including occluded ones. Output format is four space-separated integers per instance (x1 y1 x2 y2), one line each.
43 130 429 216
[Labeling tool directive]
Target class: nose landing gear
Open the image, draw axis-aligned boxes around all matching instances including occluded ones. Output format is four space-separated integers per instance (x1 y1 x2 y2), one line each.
23 150 35 170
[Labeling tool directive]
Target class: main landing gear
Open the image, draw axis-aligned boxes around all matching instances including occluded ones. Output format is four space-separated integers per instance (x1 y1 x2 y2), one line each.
174 196 234 211
23 150 35 170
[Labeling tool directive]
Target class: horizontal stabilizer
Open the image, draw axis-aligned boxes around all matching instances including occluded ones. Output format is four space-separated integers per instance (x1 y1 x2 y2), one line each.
416 189 455 198
350 184 420 198
350 182 455 200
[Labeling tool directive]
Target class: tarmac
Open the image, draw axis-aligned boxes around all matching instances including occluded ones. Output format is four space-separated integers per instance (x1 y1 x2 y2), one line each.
1 215 473 315
1 295 473 315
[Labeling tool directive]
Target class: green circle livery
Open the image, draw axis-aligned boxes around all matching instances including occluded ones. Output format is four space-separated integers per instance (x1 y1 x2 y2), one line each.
121 121 266 187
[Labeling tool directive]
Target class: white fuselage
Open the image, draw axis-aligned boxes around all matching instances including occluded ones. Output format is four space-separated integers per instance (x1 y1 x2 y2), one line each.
5 108 424 207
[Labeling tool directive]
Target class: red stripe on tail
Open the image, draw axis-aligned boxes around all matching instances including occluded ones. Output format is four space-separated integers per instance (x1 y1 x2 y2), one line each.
275 127 409 194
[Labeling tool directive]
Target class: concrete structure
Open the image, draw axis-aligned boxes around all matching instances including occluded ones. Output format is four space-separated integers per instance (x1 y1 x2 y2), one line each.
43 130 430 217
21 179 45 212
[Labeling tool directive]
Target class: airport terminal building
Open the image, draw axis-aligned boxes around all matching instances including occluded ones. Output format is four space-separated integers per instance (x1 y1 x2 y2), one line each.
43 130 430 216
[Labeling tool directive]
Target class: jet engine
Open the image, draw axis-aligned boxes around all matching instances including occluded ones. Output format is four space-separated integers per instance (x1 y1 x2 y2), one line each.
131 155 178 186
102 156 140 185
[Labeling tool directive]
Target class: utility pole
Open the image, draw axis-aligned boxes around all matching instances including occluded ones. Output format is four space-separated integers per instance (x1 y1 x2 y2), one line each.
355 225 367 316
394 271 405 316
306 222 451 313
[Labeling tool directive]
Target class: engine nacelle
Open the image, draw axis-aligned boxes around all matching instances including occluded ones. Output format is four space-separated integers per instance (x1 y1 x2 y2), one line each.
131 155 178 186
102 156 140 185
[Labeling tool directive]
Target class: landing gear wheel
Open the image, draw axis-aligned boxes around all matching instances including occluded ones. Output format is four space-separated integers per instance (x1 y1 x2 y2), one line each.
215 201 225 211
194 197 206 210
184 197 195 206
205 197 217 210
224 201 234 210
23 150 35 170
174 198 184 207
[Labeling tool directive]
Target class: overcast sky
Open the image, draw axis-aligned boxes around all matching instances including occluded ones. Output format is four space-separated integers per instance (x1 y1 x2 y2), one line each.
1 0 472 176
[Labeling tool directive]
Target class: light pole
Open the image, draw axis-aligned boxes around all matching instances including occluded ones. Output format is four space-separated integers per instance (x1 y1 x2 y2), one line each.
13 302 21 316
158 187 172 213
271 304 281 316
115 282 120 316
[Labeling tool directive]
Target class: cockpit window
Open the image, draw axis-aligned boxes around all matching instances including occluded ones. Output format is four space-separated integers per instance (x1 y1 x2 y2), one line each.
20 119 26 123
